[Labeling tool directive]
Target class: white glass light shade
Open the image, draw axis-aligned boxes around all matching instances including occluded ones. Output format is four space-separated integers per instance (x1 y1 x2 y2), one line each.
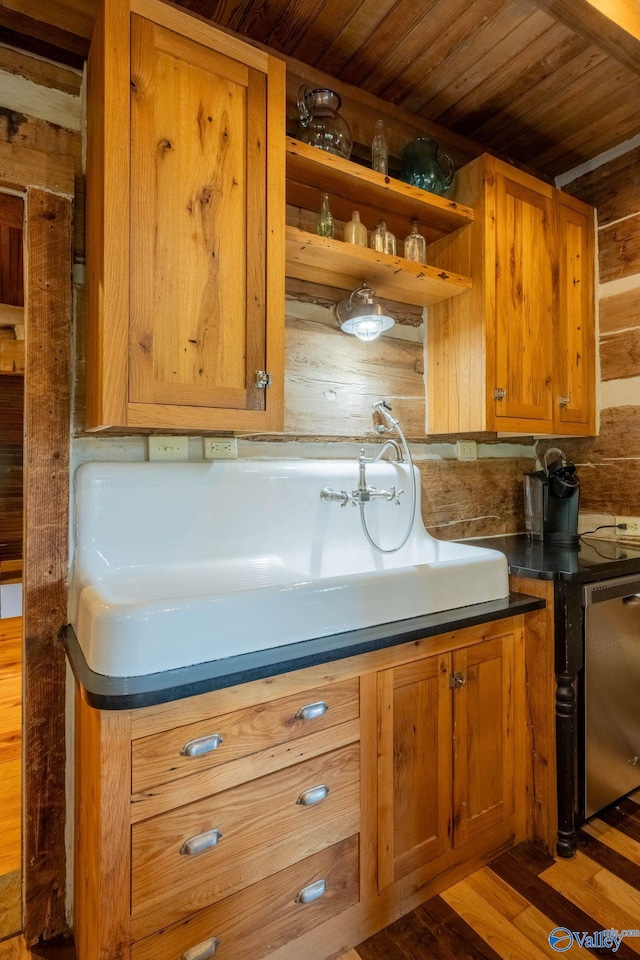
339 312 395 341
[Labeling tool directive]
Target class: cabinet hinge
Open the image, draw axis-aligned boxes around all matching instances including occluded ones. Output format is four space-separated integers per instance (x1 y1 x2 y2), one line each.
493 388 506 401
255 371 272 389
449 672 466 689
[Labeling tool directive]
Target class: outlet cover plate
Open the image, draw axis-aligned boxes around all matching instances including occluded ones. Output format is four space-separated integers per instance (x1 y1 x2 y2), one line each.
616 516 640 536
203 437 238 460
456 440 478 461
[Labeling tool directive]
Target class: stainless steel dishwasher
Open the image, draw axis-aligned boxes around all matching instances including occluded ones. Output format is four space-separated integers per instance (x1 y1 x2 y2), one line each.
584 573 640 817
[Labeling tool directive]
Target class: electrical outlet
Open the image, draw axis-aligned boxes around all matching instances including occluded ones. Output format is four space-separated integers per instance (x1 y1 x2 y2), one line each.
616 516 640 535
148 436 188 461
456 439 477 461
203 437 238 460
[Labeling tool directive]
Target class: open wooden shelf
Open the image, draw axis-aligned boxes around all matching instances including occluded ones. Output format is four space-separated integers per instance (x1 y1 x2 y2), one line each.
286 137 474 245
285 226 472 307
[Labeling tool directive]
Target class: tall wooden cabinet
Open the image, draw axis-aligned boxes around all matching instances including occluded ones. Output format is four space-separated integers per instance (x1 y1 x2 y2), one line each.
426 154 595 436
86 0 285 432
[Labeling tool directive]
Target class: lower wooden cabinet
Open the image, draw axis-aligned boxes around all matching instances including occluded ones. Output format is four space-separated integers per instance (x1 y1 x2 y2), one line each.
74 617 533 960
377 632 521 890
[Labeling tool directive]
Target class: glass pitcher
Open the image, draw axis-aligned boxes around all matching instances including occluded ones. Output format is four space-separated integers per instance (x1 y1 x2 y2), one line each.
296 87 352 160
400 138 455 195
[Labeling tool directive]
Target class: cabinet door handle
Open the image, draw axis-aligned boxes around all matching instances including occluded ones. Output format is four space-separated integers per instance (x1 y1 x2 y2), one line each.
295 879 326 904
182 937 220 960
449 672 466 689
180 828 223 856
180 733 224 758
296 784 330 806
558 395 570 407
295 701 329 721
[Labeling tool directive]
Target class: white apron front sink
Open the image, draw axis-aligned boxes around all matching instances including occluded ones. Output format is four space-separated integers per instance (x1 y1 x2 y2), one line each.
70 461 509 677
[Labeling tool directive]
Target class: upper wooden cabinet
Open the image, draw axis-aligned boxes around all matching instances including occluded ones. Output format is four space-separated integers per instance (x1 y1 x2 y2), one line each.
86 0 285 431
426 155 595 436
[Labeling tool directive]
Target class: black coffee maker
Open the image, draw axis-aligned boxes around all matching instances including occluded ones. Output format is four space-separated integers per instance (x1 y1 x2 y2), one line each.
523 448 580 546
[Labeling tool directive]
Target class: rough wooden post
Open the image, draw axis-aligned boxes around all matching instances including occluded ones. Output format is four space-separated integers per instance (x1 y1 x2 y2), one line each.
23 186 72 942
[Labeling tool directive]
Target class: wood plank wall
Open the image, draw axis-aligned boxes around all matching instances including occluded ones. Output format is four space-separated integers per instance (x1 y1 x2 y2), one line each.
545 146 640 514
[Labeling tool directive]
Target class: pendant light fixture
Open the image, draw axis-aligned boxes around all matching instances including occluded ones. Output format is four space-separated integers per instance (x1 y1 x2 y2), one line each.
334 281 395 342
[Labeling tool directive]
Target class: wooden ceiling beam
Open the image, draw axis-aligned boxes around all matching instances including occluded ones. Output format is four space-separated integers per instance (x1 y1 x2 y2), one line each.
533 0 640 73
0 1 92 57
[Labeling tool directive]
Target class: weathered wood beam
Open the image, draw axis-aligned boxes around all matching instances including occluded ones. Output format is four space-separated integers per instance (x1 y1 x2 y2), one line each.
0 0 93 56
23 187 72 943
533 0 640 74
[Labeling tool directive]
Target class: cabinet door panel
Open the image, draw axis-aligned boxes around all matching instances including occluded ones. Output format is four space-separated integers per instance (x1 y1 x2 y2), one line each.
377 654 452 889
494 174 555 429
556 196 595 433
130 16 266 411
452 635 515 847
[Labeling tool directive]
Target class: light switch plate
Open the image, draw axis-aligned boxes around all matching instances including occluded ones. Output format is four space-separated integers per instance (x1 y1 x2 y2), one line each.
148 436 189 461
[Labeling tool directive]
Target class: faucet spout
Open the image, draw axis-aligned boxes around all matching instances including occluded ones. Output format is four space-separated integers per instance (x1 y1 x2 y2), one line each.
359 439 404 464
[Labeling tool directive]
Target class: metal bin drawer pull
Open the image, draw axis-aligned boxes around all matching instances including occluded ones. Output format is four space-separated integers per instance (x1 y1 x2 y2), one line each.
180 828 223 857
181 937 220 960
295 879 327 904
295 701 328 722
180 733 224 758
296 784 329 807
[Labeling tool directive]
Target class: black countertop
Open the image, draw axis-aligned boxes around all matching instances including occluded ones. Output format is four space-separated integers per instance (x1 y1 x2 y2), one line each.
65 591 544 710
469 534 640 583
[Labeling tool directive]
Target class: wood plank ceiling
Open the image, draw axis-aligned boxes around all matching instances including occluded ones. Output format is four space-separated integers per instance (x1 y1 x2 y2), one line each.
1 0 640 178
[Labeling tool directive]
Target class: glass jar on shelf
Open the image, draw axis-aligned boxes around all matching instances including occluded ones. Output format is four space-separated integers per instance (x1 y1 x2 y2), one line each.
404 219 426 263
344 211 368 246
371 220 396 256
371 119 388 175
316 193 334 238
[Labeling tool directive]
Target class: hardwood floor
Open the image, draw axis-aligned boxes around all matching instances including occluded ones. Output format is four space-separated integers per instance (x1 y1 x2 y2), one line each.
347 788 640 960
0 616 22 937
3 790 640 959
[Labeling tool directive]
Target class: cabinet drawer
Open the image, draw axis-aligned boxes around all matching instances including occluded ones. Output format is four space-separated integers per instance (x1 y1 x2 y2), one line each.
132 678 360 792
131 835 359 960
131 743 360 938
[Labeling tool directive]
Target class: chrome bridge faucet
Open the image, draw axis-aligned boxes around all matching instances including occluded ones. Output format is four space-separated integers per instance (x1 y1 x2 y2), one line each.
321 441 404 508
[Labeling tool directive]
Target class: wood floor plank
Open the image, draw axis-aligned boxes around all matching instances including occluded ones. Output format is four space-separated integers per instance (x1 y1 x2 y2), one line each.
489 849 639 960
513 904 592 959
441 878 551 960
578 828 640 889
541 857 640 955
416 895 505 960
599 804 640 845
0 757 21 879
0 869 20 940
464 866 530 922
583 819 640 867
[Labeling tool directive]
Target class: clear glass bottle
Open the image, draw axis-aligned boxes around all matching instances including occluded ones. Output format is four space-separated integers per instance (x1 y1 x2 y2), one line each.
371 119 388 175
370 220 396 255
316 193 334 238
344 211 368 247
404 219 426 263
